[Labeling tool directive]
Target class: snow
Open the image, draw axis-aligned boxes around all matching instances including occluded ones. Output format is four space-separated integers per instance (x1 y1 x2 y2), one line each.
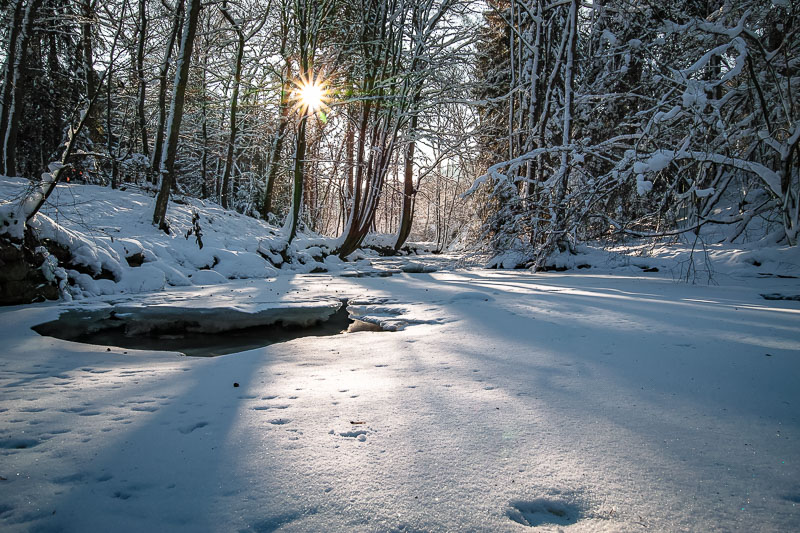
635 174 653 195
601 29 616 46
0 177 337 298
653 105 681 123
1 266 799 531
681 79 708 109
631 150 783 198
1 179 799 531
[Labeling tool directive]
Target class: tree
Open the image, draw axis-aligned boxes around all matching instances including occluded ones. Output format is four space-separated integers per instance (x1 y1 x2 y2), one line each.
284 0 333 244
152 0 202 231
150 0 185 179
134 0 149 160
469 0 799 268
337 0 461 257
0 0 42 176
218 1 267 209
261 0 292 219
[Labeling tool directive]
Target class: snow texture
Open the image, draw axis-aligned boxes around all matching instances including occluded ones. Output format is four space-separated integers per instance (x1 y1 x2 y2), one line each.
1 266 799 532
0 178 334 297
1 178 799 532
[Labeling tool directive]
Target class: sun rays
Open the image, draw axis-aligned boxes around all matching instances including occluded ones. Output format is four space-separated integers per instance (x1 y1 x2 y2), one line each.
292 74 330 116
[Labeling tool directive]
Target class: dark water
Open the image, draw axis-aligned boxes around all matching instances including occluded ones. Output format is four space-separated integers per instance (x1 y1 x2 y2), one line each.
34 306 353 357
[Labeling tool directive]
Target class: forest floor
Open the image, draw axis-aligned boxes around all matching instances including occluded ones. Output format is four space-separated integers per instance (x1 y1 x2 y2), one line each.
1 256 799 532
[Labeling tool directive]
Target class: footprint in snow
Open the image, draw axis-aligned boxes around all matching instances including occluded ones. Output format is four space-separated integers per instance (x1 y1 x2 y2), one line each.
0 437 39 449
507 499 581 527
338 430 368 441
19 407 47 413
53 472 85 485
783 492 800 504
179 421 208 434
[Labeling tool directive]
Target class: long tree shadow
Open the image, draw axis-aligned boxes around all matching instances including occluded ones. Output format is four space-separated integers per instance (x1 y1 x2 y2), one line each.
378 271 800 529
6 345 277 532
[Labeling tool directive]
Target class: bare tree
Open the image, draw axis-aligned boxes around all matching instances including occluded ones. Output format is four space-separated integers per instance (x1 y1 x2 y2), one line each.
218 1 267 209
150 0 185 178
0 0 42 176
152 0 202 231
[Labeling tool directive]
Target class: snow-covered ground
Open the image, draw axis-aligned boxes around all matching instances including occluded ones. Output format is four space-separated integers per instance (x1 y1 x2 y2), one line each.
2 178 799 530
1 263 799 532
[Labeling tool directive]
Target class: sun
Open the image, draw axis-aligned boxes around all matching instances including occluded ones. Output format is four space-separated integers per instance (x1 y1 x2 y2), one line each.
300 83 324 111
293 74 330 115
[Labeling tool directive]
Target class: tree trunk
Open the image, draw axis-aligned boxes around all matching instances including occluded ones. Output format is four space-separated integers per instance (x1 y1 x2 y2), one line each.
0 1 25 171
393 114 418 251
106 57 118 189
219 7 245 210
152 0 201 231
200 50 209 199
80 0 96 101
135 0 149 159
285 0 314 244
0 0 41 176
337 99 371 257
79 0 100 145
150 0 184 178
288 115 307 242
262 62 291 218
345 113 354 204
550 0 578 244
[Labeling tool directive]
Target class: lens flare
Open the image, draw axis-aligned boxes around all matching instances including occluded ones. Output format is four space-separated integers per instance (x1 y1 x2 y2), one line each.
293 75 330 116
299 83 324 111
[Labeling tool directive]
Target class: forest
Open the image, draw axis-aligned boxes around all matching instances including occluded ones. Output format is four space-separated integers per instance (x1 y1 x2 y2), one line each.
1 2 800 531
1 0 796 270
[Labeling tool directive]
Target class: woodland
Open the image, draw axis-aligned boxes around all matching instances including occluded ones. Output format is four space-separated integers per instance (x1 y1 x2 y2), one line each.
1 3 799 531
0 0 796 271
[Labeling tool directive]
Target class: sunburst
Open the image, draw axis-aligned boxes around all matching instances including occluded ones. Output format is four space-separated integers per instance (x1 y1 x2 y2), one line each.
292 73 330 116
